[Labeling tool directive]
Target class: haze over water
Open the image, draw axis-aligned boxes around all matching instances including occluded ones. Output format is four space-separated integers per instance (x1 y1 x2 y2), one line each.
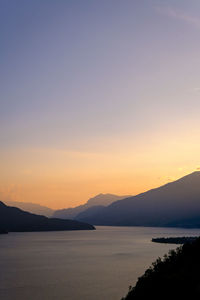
1 226 200 300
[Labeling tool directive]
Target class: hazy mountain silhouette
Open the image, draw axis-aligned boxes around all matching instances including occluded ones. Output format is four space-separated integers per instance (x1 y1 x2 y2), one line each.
4 200 54 217
0 201 95 232
52 193 131 219
78 172 200 228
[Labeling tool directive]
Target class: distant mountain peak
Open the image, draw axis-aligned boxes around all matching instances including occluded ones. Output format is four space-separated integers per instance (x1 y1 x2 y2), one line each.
52 193 131 219
3 200 54 217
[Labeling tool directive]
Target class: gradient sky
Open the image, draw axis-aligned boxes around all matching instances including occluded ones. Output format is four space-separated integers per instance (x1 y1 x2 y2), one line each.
1 0 200 209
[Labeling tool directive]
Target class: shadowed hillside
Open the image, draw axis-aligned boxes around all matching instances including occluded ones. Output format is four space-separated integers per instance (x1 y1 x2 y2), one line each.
79 172 200 228
75 205 105 221
0 201 95 232
123 237 200 299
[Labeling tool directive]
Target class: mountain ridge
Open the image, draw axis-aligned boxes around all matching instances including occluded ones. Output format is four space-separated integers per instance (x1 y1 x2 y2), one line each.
77 172 200 227
0 201 95 232
3 200 54 217
52 193 131 219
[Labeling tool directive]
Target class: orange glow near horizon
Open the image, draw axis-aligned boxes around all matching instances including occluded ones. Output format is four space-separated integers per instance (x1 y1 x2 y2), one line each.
1 127 200 209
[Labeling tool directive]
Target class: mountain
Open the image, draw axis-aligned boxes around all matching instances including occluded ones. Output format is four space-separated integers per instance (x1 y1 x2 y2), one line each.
75 205 105 221
0 201 95 232
78 172 200 228
4 200 54 217
123 237 200 299
52 193 131 219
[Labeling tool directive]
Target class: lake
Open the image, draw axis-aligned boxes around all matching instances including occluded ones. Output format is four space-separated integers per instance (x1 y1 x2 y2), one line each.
1 226 200 300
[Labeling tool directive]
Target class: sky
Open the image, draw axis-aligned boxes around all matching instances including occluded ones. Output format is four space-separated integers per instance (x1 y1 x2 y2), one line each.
1 0 200 209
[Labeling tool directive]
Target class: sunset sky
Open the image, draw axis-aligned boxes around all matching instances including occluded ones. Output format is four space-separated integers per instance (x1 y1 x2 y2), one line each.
1 0 200 209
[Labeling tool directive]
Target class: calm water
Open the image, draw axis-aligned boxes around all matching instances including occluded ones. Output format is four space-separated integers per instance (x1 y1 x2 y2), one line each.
1 226 200 300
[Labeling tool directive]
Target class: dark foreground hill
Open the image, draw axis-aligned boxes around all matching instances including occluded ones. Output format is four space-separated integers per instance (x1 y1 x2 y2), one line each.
79 172 200 228
0 201 95 232
123 237 200 299
0 228 8 234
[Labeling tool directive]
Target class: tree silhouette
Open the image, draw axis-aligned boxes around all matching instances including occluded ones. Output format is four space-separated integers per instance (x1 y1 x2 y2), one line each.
123 237 200 299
